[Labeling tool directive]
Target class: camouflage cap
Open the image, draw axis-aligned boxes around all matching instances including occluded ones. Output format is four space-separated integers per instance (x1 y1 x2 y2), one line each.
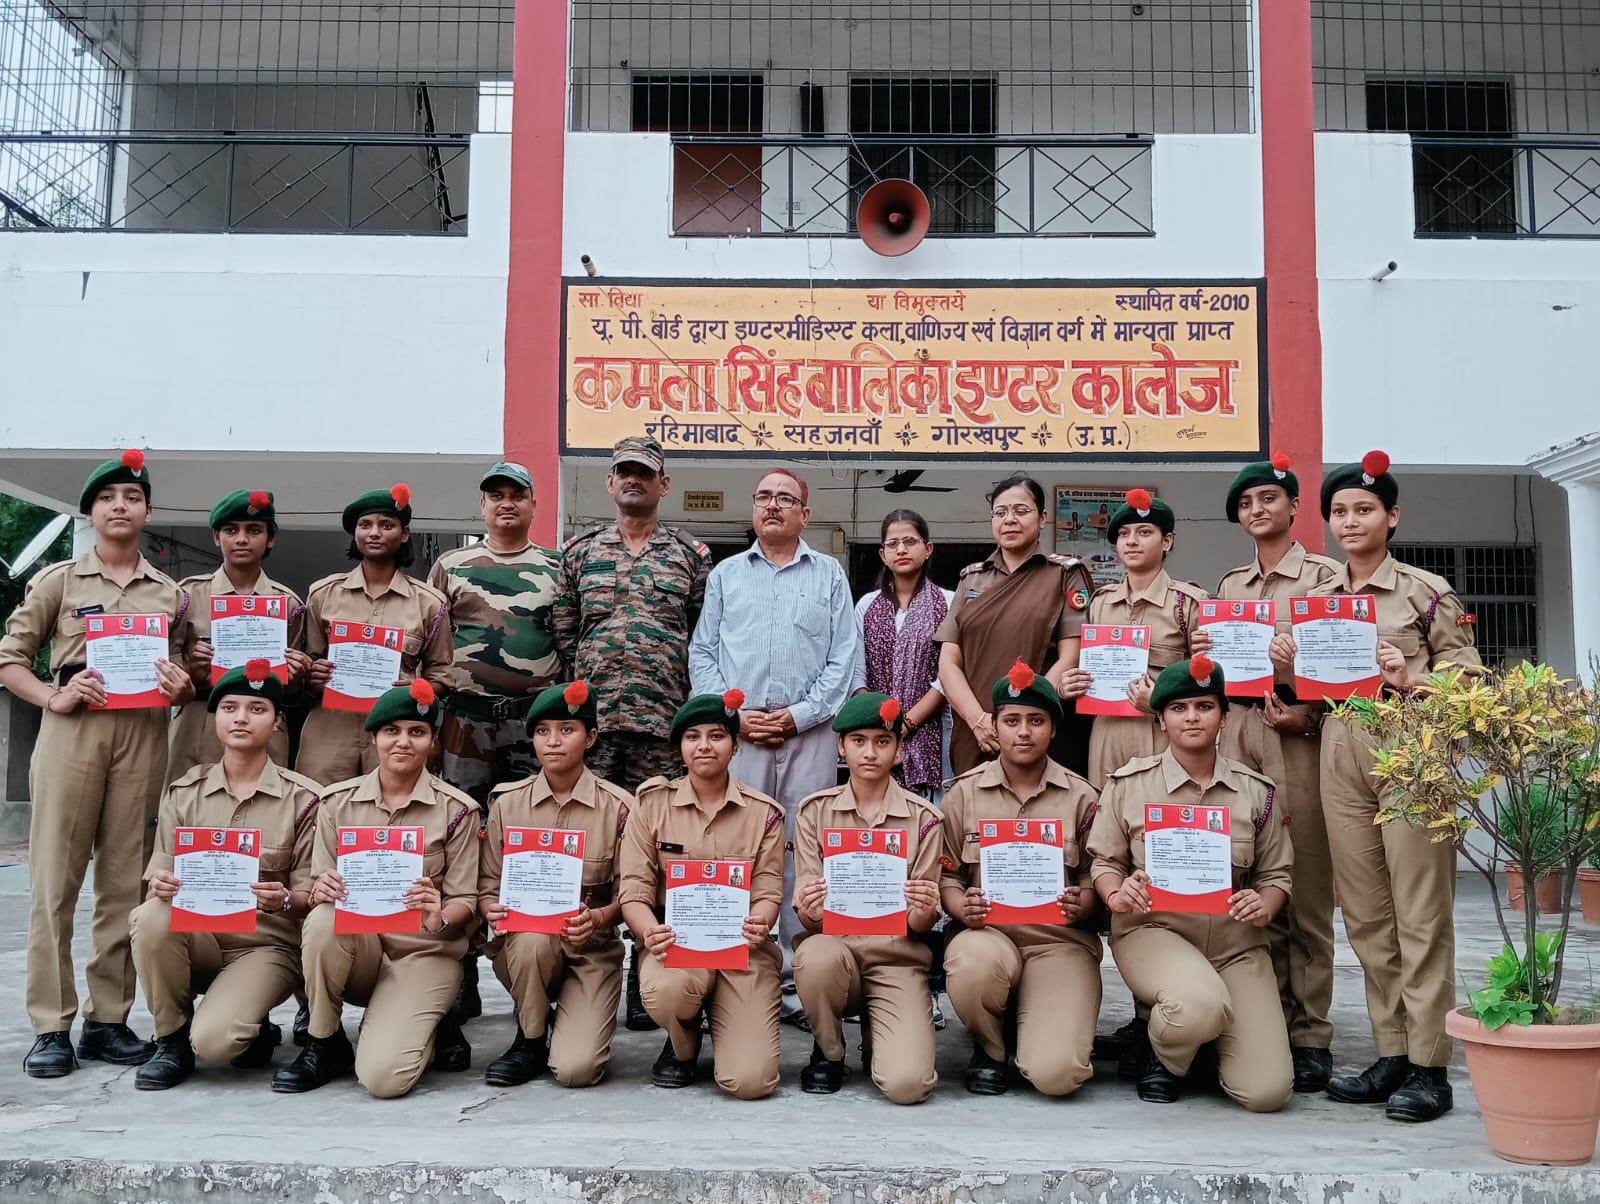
610 435 665 474
480 461 533 490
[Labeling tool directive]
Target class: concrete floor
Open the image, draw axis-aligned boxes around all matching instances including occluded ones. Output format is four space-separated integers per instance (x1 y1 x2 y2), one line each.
1 846 1598 1202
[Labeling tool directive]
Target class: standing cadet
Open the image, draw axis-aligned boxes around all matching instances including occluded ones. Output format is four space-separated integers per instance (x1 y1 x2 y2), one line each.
791 692 943 1104
940 663 1103 1097
1205 453 1340 1093
552 435 710 1030
478 681 630 1088
272 681 480 1098
429 461 563 1019
1088 656 1294 1112
130 660 322 1089
296 484 452 786
1270 451 1481 1123
1 450 195 1078
618 691 785 1099
170 489 310 781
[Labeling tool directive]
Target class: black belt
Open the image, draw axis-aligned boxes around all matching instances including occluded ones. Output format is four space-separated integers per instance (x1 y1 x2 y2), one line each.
582 882 616 909
55 662 85 687
446 692 534 721
1234 685 1300 709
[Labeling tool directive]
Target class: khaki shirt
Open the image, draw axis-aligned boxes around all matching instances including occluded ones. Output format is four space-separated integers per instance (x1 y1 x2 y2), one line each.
302 566 452 690
479 768 633 913
311 769 480 958
146 760 321 951
933 548 1091 646
0 550 185 679
1216 542 1340 693
617 774 785 914
1087 750 1291 955
1309 554 1482 679
1087 569 1208 674
940 758 1102 951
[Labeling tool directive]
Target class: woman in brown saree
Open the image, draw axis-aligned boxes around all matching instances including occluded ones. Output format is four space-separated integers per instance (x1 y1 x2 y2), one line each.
935 474 1097 776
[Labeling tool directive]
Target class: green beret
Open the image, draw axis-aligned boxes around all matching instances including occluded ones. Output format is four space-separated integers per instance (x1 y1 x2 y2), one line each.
991 661 1063 722
78 449 151 515
526 681 598 731
1321 450 1398 519
342 484 413 534
832 691 904 735
209 489 276 529
207 660 285 712
1106 489 1174 543
363 680 442 732
1225 454 1298 522
1150 656 1229 714
671 690 745 744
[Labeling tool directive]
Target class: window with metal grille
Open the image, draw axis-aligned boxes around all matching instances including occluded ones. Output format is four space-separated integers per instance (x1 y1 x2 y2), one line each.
1366 80 1516 237
1391 544 1538 668
848 76 997 234
634 74 766 235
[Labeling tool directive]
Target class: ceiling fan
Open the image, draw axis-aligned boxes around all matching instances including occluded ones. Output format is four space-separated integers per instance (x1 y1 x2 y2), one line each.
881 469 956 494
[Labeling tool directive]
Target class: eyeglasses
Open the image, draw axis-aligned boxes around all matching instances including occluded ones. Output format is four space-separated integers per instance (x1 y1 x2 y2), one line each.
752 491 803 510
990 504 1038 520
881 537 925 552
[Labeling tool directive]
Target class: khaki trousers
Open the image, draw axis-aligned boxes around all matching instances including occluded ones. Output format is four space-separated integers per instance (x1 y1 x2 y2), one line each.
27 708 168 1033
491 931 623 1087
129 898 300 1059
793 934 935 1105
167 700 290 784
1321 716 1456 1067
944 927 1101 1096
300 904 461 1099
639 938 781 1100
1112 924 1292 1113
294 707 377 788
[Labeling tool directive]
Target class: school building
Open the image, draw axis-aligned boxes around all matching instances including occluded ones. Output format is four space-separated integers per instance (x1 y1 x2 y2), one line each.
1 1 1596 677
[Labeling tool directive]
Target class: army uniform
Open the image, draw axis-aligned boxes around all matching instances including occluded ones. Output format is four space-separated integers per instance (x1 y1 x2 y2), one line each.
793 774 943 1104
619 770 786 1099
131 759 321 1063
1089 747 1294 1112
480 766 631 1087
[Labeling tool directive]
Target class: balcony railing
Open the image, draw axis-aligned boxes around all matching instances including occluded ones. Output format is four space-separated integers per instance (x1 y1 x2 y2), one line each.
0 133 470 234
1411 138 1600 240
668 135 1155 239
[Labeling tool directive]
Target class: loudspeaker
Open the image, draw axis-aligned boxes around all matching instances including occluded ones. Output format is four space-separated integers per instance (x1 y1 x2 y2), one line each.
856 178 931 257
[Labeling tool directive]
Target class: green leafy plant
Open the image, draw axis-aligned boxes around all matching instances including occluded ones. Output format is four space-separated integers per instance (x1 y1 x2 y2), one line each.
1340 659 1600 1024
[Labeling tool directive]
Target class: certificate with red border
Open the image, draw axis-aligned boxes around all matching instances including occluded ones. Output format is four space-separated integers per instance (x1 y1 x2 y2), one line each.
1078 624 1151 716
979 819 1066 925
172 827 261 933
209 595 290 684
84 612 170 708
335 825 424 933
664 859 751 969
1291 594 1381 700
1198 598 1276 697
323 622 404 713
498 826 585 934
822 827 908 936
1144 803 1232 914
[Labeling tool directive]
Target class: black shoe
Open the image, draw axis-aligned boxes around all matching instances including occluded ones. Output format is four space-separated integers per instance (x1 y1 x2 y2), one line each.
964 1045 1009 1096
431 1012 471 1072
270 1028 354 1093
1117 1017 1150 1082
484 1030 548 1087
780 1008 812 1032
1326 1055 1410 1104
1136 1046 1184 1104
650 1035 700 1088
135 1025 195 1090
1094 1013 1143 1062
624 950 658 1032
23 1031 76 1078
930 992 946 1031
1292 1046 1334 1094
801 1041 847 1094
230 1018 282 1070
1385 1064 1453 1123
77 1020 155 1066
456 955 482 1022
292 1004 310 1047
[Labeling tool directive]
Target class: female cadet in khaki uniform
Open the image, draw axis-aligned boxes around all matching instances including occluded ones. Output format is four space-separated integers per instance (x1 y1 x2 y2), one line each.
272 680 480 1098
1269 451 1481 1124
295 485 452 786
169 489 311 781
618 690 785 1099
1088 655 1294 1113
791 692 943 1104
940 663 1102 1097
0 450 195 1079
478 680 631 1088
131 660 322 1089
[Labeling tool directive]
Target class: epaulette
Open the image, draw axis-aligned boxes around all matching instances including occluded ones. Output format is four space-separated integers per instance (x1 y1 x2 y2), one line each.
177 573 212 590
1092 581 1117 595
797 784 847 813
1231 762 1277 789
169 763 208 788
665 524 712 561
413 576 449 609
943 764 989 789
1305 552 1342 574
318 773 369 797
432 777 480 812
958 561 987 578
595 777 635 806
1046 553 1083 569
739 783 782 811
305 571 347 598
562 527 603 553
278 767 329 796
1107 754 1162 780
1172 579 1210 602
635 774 673 796
487 777 533 799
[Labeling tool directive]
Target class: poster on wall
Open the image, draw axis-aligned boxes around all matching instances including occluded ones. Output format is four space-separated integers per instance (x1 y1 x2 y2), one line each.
1053 487 1142 586
561 280 1266 460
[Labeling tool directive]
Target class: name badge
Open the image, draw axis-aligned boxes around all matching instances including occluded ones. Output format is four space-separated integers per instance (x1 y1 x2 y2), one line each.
657 841 684 853
72 605 106 618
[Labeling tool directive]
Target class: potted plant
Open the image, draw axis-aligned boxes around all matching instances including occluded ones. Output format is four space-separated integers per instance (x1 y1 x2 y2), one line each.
1502 783 1571 913
1344 659 1600 1165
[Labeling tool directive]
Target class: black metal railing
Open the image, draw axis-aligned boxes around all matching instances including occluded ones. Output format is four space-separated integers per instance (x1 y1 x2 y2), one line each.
667 135 1155 238
1411 138 1600 240
1 133 470 234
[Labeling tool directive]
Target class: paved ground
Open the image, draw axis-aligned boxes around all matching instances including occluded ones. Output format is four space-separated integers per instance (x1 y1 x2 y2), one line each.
1 844 1597 1202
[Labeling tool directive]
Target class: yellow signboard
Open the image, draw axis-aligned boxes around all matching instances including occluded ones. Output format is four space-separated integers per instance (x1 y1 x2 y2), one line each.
562 281 1265 460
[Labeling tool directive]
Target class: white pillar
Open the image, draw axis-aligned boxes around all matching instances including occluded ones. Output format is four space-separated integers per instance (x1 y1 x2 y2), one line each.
1565 480 1600 681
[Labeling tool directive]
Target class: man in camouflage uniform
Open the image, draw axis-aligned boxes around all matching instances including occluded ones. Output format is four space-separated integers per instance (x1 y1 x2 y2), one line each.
553 435 711 1029
429 460 564 1018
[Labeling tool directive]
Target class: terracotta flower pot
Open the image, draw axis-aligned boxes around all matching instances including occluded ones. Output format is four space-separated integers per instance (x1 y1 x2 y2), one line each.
1447 1008 1600 1165
1506 866 1564 913
1581 868 1600 925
